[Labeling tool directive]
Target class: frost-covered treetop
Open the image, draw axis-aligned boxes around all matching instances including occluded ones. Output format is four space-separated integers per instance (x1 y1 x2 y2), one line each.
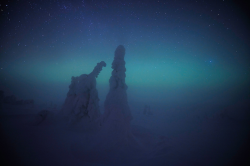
114 45 125 59
109 45 127 90
112 45 126 71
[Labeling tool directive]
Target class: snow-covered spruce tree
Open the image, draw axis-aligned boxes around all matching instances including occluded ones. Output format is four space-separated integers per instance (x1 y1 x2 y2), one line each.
60 61 106 126
102 45 132 139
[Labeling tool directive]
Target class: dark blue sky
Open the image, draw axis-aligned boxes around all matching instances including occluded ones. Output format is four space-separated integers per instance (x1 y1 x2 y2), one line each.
0 0 249 105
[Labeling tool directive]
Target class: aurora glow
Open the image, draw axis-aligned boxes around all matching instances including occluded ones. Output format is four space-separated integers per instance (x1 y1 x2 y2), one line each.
0 0 249 105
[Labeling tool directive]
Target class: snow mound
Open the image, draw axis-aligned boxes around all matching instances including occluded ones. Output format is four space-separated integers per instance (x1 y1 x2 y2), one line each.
217 99 250 123
33 110 56 126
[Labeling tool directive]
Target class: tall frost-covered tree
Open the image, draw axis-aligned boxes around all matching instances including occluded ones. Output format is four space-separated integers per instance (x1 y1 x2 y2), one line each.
102 45 132 137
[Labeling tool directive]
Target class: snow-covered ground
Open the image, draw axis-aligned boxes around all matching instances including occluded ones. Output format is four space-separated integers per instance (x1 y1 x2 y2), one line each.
1 99 249 166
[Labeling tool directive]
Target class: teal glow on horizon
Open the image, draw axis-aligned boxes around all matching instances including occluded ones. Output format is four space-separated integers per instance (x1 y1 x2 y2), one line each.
4 47 248 90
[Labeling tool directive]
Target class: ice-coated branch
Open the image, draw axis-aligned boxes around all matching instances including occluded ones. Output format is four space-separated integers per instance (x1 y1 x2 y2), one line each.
89 61 106 78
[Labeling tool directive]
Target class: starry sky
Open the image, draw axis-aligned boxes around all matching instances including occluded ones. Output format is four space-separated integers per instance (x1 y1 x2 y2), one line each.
0 0 249 106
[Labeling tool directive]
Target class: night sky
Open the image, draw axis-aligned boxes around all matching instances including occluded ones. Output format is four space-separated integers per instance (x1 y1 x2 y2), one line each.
0 0 249 106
